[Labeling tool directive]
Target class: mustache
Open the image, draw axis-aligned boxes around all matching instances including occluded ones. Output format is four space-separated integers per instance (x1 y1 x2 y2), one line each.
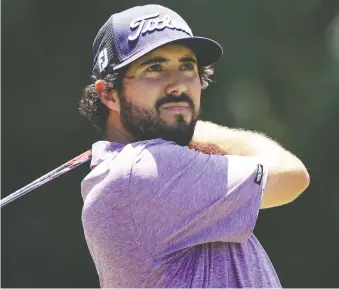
156 93 194 109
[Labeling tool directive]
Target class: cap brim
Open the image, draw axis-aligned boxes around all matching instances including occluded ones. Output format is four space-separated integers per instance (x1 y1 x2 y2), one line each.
113 36 223 71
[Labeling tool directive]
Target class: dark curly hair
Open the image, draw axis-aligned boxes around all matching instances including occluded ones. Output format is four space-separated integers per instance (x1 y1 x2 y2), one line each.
78 65 215 136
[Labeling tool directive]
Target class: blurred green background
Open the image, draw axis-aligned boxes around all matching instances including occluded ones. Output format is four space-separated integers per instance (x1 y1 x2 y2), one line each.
2 0 339 287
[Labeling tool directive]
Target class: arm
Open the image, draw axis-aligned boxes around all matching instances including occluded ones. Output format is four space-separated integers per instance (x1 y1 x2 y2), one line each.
190 120 310 209
129 139 269 252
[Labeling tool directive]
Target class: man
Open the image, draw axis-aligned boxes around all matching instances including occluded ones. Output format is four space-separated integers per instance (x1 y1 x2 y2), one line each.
78 4 310 288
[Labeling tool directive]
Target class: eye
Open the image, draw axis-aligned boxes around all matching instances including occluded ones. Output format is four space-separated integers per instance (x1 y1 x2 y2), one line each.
180 62 194 70
146 64 162 72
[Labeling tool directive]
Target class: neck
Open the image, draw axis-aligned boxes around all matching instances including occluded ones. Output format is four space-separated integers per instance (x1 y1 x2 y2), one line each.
104 113 134 144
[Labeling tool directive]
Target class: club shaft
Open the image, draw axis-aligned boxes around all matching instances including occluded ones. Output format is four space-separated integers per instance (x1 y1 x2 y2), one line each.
0 150 92 208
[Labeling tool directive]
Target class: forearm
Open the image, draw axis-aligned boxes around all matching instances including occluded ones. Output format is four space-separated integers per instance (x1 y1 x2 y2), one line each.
190 120 310 208
192 120 291 161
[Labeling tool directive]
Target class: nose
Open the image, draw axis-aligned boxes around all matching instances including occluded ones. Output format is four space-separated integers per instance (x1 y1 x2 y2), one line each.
165 76 188 96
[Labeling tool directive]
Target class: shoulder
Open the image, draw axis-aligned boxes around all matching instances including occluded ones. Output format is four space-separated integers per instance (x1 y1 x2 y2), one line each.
138 138 195 158
130 138 199 174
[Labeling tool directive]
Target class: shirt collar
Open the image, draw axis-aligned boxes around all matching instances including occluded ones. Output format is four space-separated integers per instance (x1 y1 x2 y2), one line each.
90 141 124 169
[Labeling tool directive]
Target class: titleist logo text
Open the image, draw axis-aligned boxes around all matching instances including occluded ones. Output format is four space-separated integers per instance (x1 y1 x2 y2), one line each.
128 13 193 41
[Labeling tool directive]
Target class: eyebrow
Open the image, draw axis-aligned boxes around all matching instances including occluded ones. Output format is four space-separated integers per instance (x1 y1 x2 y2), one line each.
139 55 197 67
180 56 197 64
140 57 167 67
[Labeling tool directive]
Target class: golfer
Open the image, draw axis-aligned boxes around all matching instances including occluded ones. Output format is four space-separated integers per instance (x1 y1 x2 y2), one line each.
78 4 310 288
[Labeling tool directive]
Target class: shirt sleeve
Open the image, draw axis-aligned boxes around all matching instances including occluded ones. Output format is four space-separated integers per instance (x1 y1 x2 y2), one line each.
128 140 268 257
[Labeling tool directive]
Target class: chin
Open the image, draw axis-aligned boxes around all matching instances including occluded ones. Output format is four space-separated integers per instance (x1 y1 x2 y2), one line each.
165 114 191 125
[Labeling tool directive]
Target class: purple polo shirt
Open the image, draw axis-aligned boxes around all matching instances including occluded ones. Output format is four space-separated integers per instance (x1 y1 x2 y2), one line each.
81 138 281 288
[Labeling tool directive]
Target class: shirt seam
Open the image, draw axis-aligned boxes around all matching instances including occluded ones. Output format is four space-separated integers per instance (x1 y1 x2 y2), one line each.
226 242 230 287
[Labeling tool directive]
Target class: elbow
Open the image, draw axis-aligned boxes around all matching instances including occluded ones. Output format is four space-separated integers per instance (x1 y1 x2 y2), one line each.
302 166 310 191
298 163 310 193
261 159 310 209
289 164 310 202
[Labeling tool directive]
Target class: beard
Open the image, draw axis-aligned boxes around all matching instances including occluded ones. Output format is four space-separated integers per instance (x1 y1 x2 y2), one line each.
119 93 200 146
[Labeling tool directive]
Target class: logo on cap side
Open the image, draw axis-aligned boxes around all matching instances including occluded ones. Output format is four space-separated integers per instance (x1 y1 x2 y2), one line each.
98 48 108 72
128 13 193 42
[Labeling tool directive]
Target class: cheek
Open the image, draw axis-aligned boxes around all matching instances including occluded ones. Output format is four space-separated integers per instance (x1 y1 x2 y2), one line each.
123 78 162 108
189 75 202 107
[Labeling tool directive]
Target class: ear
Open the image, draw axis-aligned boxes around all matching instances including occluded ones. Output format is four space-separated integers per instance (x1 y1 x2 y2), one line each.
95 80 120 112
